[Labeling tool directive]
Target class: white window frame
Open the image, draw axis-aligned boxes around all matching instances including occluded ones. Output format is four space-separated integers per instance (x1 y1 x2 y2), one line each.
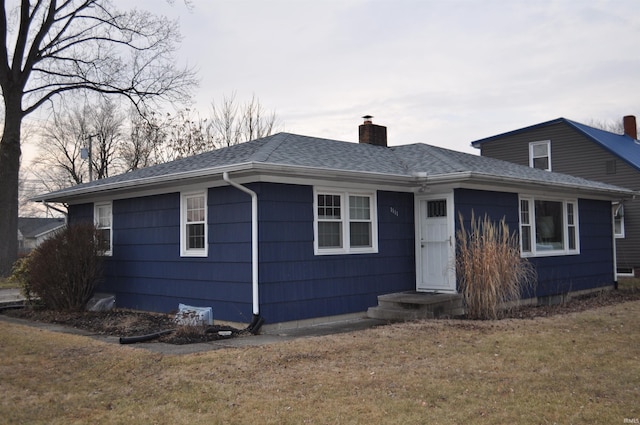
94 202 113 256
519 196 580 257
314 188 378 255
613 202 625 239
529 140 552 171
180 191 208 257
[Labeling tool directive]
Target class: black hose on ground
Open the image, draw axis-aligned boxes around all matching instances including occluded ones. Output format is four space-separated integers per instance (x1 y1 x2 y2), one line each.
245 314 265 335
119 329 174 344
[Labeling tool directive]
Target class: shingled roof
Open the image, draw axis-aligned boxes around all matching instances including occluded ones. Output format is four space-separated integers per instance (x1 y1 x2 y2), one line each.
33 132 635 203
18 217 65 238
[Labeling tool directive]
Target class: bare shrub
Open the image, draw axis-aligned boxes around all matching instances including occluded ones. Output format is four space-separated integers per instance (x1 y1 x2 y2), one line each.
456 212 536 320
27 222 104 311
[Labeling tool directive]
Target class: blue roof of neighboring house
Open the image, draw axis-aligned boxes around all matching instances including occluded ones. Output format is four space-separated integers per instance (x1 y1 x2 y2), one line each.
471 117 640 172
33 132 635 203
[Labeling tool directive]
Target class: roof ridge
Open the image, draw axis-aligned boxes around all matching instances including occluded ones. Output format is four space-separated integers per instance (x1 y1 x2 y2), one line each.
249 133 289 163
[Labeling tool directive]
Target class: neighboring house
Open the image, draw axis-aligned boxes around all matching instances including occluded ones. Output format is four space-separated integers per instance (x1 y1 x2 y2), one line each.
33 119 634 328
471 115 640 278
17 217 66 256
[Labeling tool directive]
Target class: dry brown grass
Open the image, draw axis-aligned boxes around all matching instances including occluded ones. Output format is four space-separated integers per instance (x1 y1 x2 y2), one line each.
1 301 639 424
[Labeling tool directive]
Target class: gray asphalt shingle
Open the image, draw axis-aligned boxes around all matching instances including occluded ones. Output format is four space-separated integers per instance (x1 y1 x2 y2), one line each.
36 132 634 200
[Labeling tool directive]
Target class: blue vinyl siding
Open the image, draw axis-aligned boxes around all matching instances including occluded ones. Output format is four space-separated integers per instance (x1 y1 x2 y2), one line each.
102 190 254 320
87 183 415 324
257 184 415 323
69 184 614 324
454 189 519 231
454 189 614 298
531 198 614 296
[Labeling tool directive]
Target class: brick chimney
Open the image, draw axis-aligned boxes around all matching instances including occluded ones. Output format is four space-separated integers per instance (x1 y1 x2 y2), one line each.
623 115 637 140
359 115 387 147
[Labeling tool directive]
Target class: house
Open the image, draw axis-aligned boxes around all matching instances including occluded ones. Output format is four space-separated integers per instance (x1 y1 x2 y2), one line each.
17 217 66 256
33 119 635 329
471 115 640 278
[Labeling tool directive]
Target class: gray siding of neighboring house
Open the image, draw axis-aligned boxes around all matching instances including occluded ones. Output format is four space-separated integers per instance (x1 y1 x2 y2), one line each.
478 122 640 275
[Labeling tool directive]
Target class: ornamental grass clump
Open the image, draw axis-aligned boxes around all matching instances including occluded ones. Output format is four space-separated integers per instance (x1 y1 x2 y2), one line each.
456 212 536 320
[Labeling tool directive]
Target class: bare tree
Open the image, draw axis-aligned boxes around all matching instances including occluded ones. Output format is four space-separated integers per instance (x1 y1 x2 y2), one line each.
241 94 278 141
209 93 279 147
0 0 196 276
210 93 241 147
86 98 126 180
35 97 125 185
122 96 280 167
121 108 167 171
587 119 625 134
164 108 214 161
37 102 91 185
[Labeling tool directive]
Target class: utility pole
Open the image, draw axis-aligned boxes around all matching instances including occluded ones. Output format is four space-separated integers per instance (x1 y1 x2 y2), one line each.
81 134 95 182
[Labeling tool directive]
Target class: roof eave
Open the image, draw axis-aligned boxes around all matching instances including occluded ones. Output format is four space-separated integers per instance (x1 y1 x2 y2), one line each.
32 162 416 204
31 162 259 203
461 172 636 200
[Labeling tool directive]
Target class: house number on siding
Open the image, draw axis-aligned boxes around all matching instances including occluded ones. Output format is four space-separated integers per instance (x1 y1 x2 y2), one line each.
390 207 399 217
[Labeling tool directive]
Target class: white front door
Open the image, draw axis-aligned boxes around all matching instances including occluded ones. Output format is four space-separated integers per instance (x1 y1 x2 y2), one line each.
416 194 456 293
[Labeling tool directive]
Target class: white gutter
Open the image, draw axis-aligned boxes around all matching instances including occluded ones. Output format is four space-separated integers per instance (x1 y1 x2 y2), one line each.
223 172 260 317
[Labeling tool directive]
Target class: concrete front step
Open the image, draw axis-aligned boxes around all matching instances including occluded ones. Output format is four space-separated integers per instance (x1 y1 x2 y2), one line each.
0 288 26 308
367 291 464 321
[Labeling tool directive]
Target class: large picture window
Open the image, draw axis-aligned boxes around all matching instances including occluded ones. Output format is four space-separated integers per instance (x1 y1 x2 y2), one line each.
181 191 207 257
315 189 377 255
519 196 579 256
94 202 113 256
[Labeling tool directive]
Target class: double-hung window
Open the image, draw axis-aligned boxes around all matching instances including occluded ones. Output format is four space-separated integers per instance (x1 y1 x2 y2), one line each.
94 202 113 256
181 191 207 257
519 196 579 256
529 140 551 171
315 189 377 255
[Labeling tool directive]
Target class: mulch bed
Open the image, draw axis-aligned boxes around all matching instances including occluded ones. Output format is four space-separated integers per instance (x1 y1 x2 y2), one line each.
3 286 640 344
1 307 242 345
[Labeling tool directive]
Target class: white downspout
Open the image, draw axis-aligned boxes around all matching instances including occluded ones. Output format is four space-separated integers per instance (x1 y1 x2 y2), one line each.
612 202 619 285
223 172 260 317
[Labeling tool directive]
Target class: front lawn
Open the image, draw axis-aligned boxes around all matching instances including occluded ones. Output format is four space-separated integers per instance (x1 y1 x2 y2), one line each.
1 299 639 424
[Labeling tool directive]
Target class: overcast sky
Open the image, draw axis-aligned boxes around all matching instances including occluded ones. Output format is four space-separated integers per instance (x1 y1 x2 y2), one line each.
26 0 640 162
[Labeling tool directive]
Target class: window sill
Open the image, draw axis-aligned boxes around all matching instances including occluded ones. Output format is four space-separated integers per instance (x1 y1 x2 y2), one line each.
181 250 208 258
522 250 580 258
315 247 378 256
